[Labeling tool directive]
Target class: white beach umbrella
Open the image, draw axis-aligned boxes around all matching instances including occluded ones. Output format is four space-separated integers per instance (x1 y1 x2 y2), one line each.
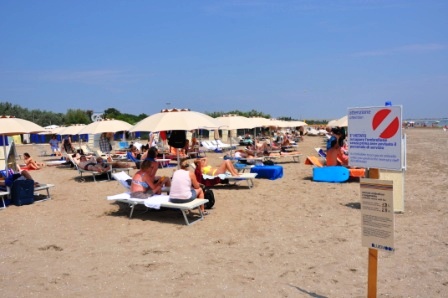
216 115 256 130
248 117 271 128
78 119 132 135
288 120 308 127
131 109 222 168
0 116 45 174
57 124 87 136
216 115 257 153
327 119 338 127
334 115 348 127
130 109 221 132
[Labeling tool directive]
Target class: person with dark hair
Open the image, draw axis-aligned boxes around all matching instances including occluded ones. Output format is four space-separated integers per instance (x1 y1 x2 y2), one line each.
23 153 45 170
63 136 75 154
326 137 349 166
99 133 112 153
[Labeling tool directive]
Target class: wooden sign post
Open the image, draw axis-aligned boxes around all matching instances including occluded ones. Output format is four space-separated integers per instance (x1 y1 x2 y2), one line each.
367 168 380 298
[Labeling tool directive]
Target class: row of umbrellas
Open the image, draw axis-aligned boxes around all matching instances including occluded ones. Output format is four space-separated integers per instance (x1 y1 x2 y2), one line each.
36 113 309 137
2 112 348 143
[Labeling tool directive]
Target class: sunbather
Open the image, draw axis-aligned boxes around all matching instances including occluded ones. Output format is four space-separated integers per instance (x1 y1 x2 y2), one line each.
23 153 45 170
78 155 111 173
194 157 240 177
0 170 40 188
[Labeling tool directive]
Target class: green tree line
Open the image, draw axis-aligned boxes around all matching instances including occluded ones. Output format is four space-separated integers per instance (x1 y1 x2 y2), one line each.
0 101 326 126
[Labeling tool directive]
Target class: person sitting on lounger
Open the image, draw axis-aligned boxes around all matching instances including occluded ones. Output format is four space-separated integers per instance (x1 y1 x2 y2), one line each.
169 160 207 214
194 157 240 177
130 159 169 198
78 155 111 173
23 153 45 170
144 147 172 188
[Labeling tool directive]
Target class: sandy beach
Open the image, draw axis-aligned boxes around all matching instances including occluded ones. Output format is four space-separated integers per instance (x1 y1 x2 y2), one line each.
1 128 447 297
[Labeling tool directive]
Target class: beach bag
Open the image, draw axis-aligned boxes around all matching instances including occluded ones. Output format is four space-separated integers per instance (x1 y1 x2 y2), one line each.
11 179 35 206
168 130 186 148
202 187 215 209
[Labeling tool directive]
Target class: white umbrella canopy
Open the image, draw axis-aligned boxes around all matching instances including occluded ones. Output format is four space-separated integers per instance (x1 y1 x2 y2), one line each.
333 115 348 127
56 124 86 136
267 119 296 128
288 120 308 127
0 116 46 174
78 119 132 135
38 126 66 135
130 109 222 132
216 115 257 130
0 116 46 135
327 119 338 127
248 117 272 127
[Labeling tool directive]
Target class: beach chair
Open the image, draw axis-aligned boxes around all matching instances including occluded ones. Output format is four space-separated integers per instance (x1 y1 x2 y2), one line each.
111 171 170 193
201 140 217 151
109 171 206 226
126 151 141 169
193 163 257 189
264 153 302 163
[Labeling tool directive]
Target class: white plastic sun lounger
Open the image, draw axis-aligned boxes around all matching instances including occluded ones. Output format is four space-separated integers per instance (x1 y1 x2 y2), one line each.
106 193 208 226
110 171 205 225
264 153 302 163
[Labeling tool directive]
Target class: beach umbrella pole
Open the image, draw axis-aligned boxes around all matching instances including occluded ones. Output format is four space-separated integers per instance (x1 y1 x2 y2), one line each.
2 135 8 176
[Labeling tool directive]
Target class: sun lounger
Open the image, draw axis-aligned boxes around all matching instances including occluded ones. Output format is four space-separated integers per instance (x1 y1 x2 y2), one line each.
34 184 55 201
0 183 55 208
0 190 9 209
264 153 302 163
107 193 208 225
110 171 205 225
192 163 257 189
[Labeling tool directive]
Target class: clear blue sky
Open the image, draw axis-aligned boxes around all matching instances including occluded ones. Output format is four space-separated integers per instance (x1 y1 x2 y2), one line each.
1 0 447 120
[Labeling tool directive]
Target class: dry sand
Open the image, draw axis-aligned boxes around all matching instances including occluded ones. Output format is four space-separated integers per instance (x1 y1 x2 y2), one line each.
1 128 447 297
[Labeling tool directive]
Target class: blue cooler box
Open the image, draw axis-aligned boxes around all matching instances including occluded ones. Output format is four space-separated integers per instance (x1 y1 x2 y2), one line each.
250 165 283 180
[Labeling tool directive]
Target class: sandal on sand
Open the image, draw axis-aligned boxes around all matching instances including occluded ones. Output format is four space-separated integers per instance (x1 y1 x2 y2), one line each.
202 210 210 216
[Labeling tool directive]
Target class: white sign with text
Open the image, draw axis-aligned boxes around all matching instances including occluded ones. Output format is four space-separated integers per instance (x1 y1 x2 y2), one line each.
361 178 395 252
348 106 402 170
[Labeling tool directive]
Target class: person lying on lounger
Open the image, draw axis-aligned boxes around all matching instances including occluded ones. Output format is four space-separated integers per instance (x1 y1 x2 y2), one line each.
78 155 111 173
194 157 241 177
0 170 40 188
